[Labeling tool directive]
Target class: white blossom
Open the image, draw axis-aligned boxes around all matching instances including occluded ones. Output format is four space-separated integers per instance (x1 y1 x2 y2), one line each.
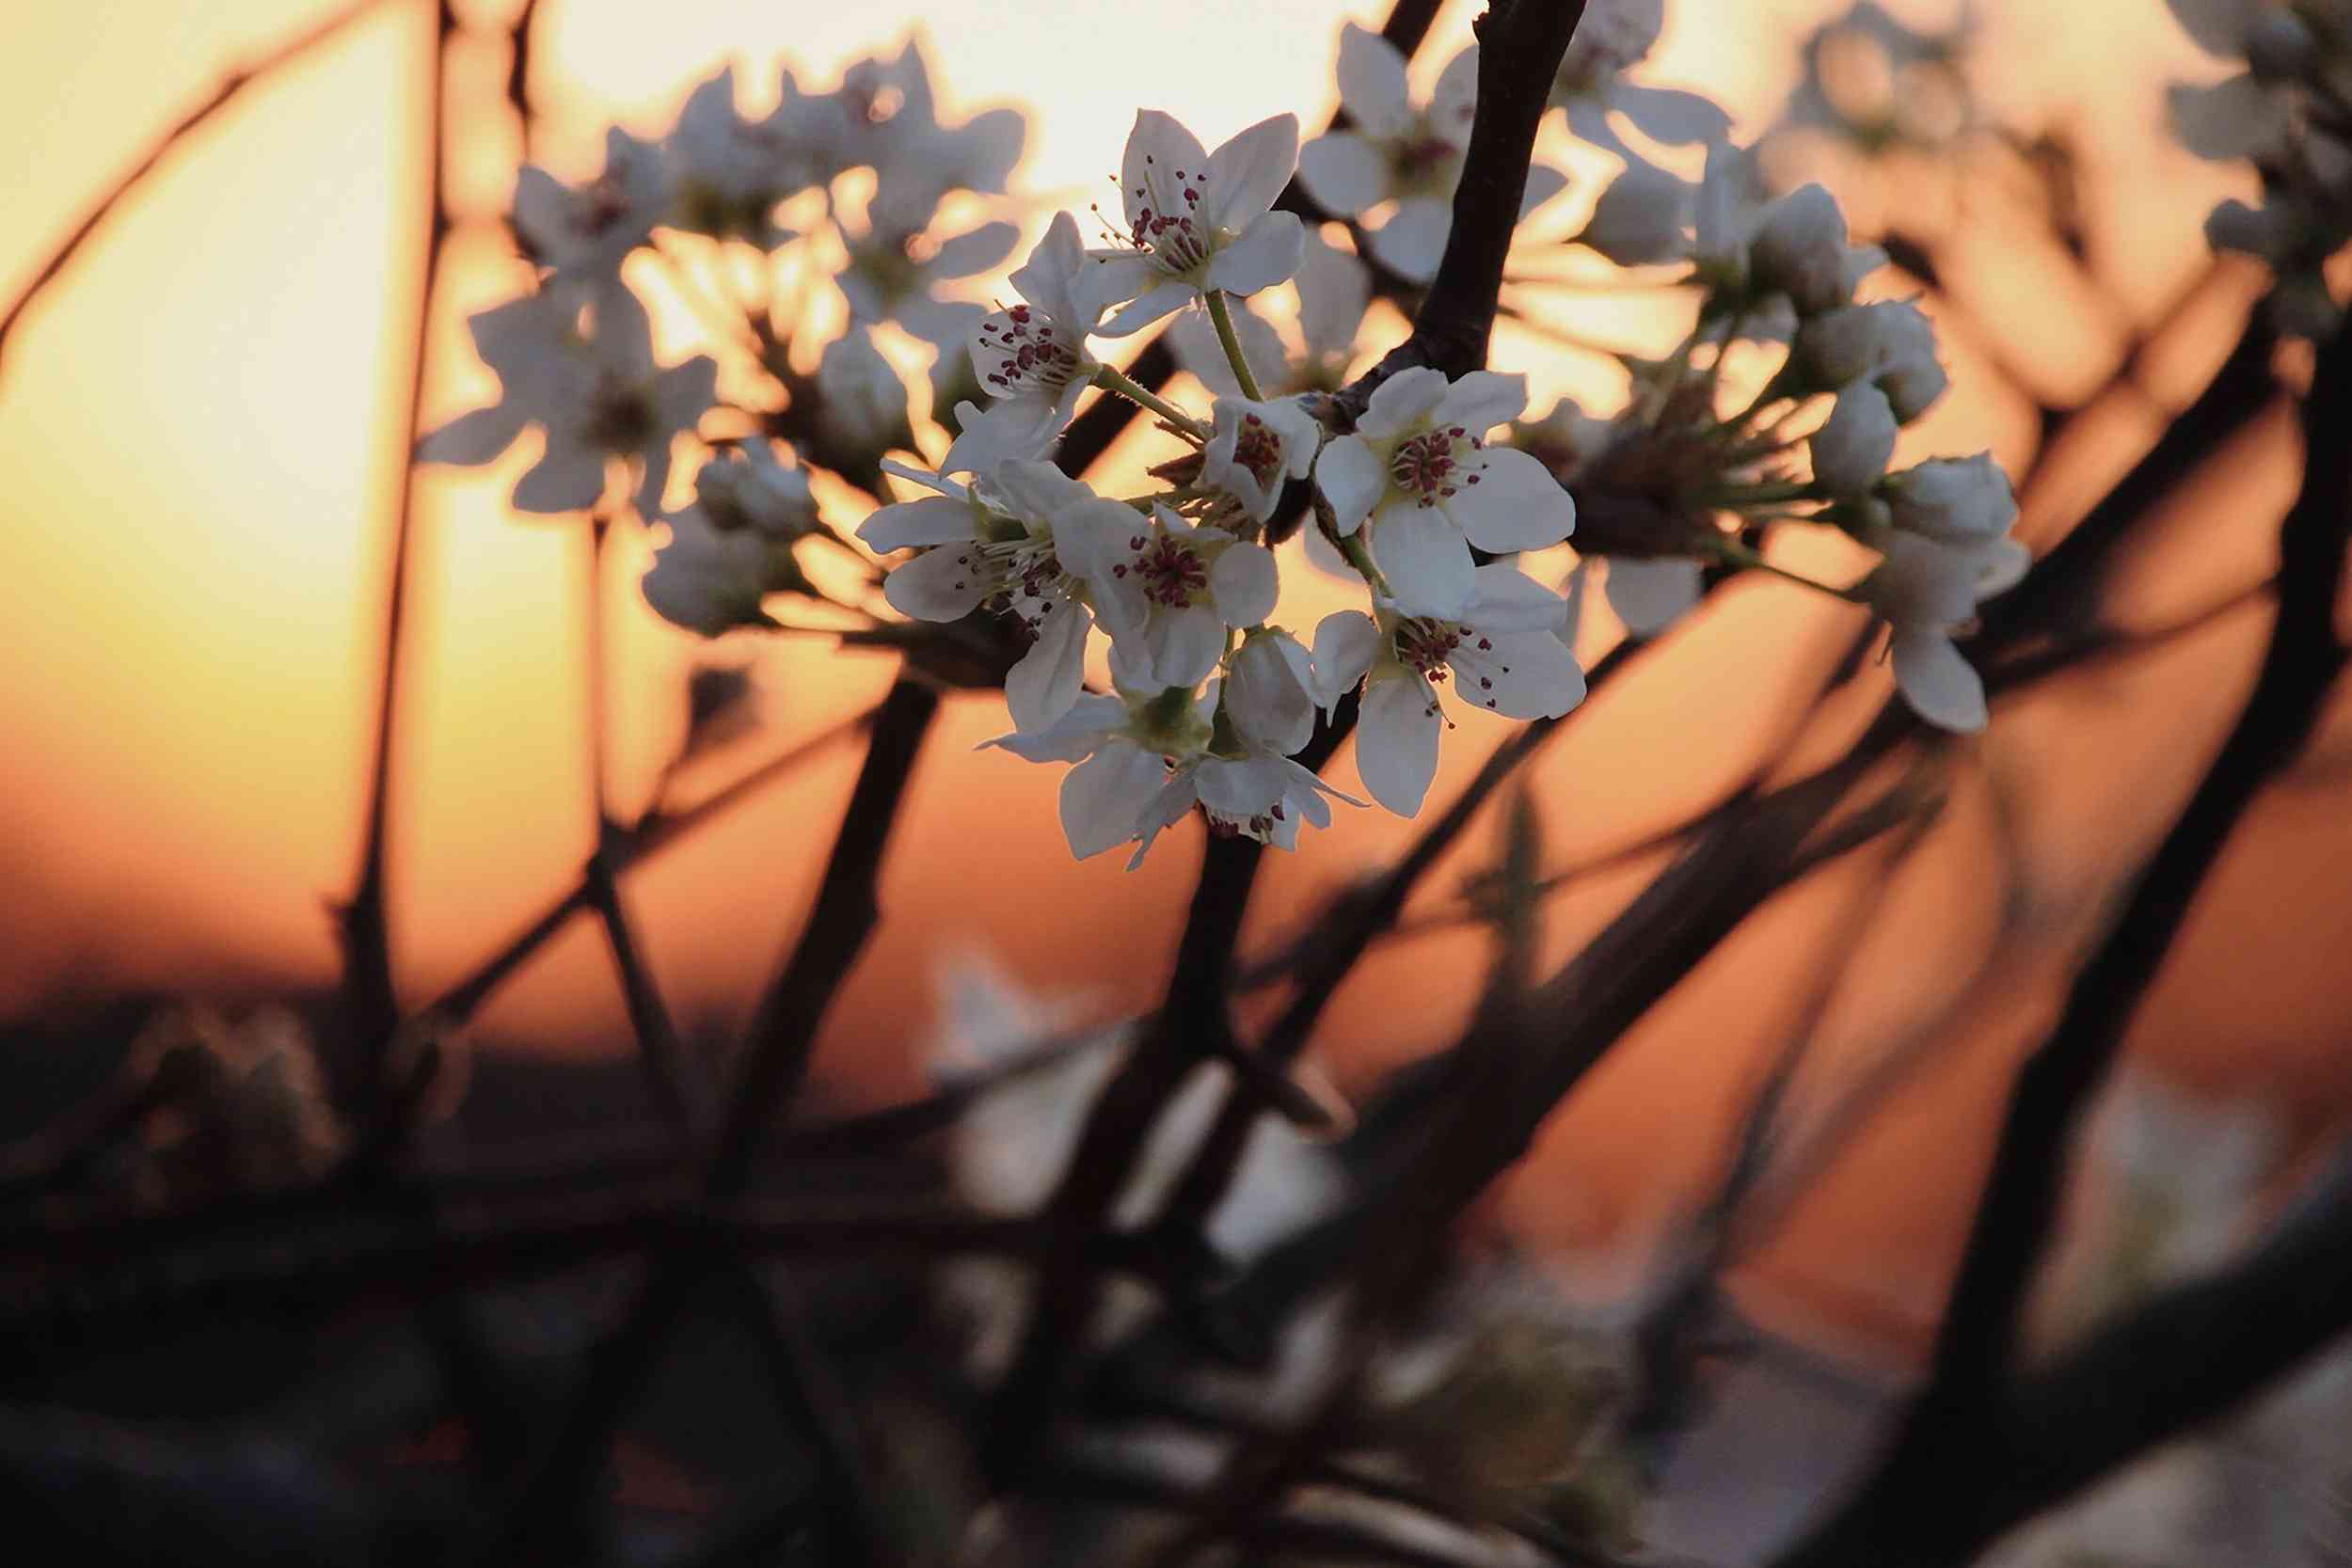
512 128 668 278
420 284 716 517
1550 0 1731 165
1055 502 1279 691
693 440 819 539
1200 394 1321 526
1315 566 1586 816
982 689 1353 865
1089 111 1306 336
835 212 1018 380
664 66 808 246
1861 529 2029 732
1298 25 1568 283
857 459 1101 731
1810 382 1899 495
946 214 1105 475
829 40 1025 216
1314 369 1575 620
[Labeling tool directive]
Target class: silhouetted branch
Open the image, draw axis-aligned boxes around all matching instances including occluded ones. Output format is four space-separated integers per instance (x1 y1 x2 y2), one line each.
1772 316 2352 1568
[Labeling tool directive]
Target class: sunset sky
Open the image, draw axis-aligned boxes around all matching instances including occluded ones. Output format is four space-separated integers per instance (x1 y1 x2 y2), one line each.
4 0 2338 1363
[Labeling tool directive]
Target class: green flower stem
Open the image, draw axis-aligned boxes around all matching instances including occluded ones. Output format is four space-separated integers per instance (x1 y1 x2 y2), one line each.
1338 531 1392 598
1093 362 1207 439
1206 290 1265 404
1704 535 1865 602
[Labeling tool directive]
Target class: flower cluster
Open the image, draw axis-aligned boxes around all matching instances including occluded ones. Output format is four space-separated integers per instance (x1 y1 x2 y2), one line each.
420 40 1030 629
2166 0 2352 335
418 8 2031 871
1541 133 2026 729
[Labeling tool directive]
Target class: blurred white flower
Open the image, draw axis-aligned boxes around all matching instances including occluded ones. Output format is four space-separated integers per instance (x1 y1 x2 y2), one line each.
664 66 808 246
1550 0 1732 165
1860 529 2028 732
1577 162 1695 266
512 128 668 278
1795 297 1947 419
420 284 716 517
1315 369 1574 620
1810 382 1899 495
816 326 913 457
1224 626 1320 754
643 507 793 636
1298 25 1567 283
1167 230 1371 397
1883 451 2018 545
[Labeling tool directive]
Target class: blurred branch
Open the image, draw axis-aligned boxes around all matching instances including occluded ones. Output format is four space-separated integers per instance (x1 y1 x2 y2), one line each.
0 0 392 380
1773 316 2352 1568
340 0 450 1117
425 702 879 1023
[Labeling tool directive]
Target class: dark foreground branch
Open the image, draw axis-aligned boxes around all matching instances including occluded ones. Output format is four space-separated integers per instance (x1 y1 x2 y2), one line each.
1772 318 2352 1568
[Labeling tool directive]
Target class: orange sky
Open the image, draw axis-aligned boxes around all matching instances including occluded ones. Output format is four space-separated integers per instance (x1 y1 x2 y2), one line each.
2 0 2335 1361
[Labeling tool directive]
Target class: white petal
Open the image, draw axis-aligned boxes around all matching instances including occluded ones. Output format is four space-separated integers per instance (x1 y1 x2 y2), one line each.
513 438 607 514
1447 448 1575 553
1560 559 1588 649
1313 436 1385 534
941 398 1061 476
1358 366 1450 437
1097 279 1199 338
1518 163 1570 220
1204 212 1305 297
1311 610 1381 708
1604 557 1705 637
1295 231 1372 359
1143 603 1227 689
2165 0 2255 55
1368 198 1453 284
1467 630 1586 720
1060 744 1166 860
859 497 974 551
929 221 1021 280
2169 75 2288 161
1209 541 1280 626
1357 675 1442 816
1335 24 1413 139
1204 114 1300 231
1085 253 1163 318
992 459 1091 525
1610 85 1732 145
1297 133 1390 218
1467 562 1568 630
420 404 527 467
1890 626 1989 733
1007 603 1091 731
980 693 1121 762
1373 503 1478 620
1434 372 1530 437
882 543 991 620
1432 44 1482 134
1049 495 1141 583
1122 110 1212 233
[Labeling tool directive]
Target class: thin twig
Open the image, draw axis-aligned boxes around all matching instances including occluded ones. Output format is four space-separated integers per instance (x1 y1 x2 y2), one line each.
0 0 392 377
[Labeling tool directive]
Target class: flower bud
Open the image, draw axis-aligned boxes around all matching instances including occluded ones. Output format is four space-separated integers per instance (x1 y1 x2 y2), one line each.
1810 383 1899 495
818 327 912 455
696 443 818 539
2204 197 2303 262
1749 183 1851 314
1579 164 1692 266
1883 452 2017 545
644 508 793 635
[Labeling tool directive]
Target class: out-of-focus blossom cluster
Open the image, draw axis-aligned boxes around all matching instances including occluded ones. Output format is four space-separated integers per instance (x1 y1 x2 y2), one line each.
1776 2 1979 156
1553 126 2026 730
2166 0 2352 335
420 3 2031 870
